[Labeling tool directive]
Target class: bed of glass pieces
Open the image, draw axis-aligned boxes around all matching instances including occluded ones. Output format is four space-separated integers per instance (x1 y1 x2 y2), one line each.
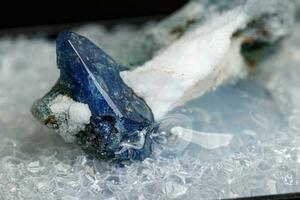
0 22 300 200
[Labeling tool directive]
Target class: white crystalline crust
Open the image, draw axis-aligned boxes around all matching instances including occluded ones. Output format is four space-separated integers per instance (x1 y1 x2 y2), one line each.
69 103 91 124
1 2 300 200
49 95 91 142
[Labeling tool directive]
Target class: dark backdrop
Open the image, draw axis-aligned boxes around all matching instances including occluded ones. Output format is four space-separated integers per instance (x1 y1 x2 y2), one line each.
0 0 188 29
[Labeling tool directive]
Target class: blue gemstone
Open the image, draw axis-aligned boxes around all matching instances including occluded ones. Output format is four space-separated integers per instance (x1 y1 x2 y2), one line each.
56 31 156 161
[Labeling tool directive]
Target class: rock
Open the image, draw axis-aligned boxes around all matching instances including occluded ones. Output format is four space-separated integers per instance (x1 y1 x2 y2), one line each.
32 0 299 162
32 32 156 162
121 0 299 120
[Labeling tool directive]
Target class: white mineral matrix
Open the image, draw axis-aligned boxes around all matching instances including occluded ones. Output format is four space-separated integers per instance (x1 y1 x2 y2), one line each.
121 8 247 120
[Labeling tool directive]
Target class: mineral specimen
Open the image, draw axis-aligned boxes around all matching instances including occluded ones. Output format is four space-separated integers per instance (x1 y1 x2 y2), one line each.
31 0 299 163
32 32 156 162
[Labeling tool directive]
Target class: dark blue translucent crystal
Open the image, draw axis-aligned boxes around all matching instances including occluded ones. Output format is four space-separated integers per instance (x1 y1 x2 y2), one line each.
56 31 156 162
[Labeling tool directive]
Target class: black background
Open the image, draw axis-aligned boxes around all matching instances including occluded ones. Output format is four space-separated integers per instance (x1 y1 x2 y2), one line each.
0 0 187 29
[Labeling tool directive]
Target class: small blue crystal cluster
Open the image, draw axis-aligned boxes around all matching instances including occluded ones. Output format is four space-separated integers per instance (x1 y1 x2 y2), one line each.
32 32 157 162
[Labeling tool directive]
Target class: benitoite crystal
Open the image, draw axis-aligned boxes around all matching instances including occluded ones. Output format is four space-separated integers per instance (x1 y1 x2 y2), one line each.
32 31 156 162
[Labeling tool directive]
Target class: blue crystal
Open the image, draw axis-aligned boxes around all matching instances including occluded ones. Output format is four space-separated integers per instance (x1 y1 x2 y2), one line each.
55 31 156 161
